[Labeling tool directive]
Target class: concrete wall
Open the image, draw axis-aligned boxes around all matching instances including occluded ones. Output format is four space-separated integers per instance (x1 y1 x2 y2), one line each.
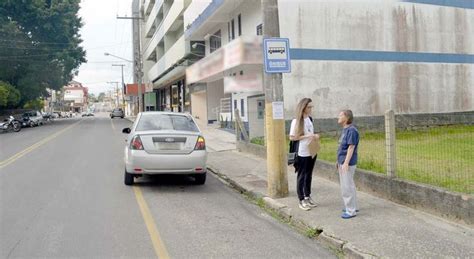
248 96 265 138
237 141 474 225
206 79 224 122
202 0 262 55
278 1 474 118
184 0 212 28
191 90 207 125
285 111 474 134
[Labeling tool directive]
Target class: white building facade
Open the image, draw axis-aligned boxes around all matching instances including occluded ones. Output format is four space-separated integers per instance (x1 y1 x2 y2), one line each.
185 0 265 136
136 0 195 113
63 81 88 113
185 0 474 136
136 0 473 137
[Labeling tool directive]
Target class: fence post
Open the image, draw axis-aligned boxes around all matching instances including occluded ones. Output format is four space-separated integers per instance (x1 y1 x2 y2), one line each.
385 110 397 178
235 109 241 142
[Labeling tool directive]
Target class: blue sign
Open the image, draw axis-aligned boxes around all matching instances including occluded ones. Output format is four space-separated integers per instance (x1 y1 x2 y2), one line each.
263 38 291 73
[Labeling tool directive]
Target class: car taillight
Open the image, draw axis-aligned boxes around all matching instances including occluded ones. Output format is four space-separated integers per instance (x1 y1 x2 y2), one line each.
194 136 206 150
130 135 144 150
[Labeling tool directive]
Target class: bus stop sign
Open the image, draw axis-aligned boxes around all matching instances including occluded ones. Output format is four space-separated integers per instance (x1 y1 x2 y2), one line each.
263 38 291 73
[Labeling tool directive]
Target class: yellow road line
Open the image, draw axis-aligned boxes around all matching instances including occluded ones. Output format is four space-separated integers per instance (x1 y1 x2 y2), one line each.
133 186 170 259
0 120 81 169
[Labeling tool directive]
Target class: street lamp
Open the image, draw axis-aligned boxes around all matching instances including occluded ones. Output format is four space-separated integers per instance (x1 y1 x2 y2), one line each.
104 52 142 115
104 52 133 63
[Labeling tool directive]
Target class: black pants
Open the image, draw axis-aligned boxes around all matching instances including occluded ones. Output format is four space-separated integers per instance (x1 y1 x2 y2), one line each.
296 155 317 201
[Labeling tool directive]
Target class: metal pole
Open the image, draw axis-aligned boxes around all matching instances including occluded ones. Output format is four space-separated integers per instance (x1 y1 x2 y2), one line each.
117 15 144 114
107 81 120 108
385 110 397 178
112 64 126 109
136 16 143 113
262 0 288 198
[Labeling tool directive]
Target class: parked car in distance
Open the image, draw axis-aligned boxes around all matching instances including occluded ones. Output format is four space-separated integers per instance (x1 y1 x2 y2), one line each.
22 111 44 127
110 108 124 119
81 112 94 117
122 112 207 185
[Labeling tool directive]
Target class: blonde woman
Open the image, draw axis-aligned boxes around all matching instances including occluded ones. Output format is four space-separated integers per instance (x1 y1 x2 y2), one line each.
289 98 319 211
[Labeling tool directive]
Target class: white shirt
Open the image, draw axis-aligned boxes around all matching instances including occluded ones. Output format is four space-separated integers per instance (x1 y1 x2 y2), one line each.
289 117 314 157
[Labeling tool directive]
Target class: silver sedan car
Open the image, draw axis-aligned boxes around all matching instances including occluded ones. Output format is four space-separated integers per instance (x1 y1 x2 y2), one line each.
122 112 207 185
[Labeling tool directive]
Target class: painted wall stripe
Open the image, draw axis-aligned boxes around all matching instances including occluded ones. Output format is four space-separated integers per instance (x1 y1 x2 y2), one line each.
290 49 474 64
403 0 474 9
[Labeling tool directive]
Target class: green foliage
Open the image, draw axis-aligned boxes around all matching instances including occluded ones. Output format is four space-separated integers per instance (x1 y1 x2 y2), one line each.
0 84 7 107
88 93 97 103
23 99 44 110
305 228 321 238
0 80 21 108
251 125 473 193
97 92 106 102
250 136 266 146
0 0 86 107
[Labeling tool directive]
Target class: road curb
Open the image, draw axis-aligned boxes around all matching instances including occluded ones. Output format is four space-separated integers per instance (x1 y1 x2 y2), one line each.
207 165 379 259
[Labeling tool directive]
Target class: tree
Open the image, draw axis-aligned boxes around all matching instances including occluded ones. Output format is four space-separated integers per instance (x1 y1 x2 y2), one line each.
0 0 86 108
23 99 44 110
97 92 106 102
88 93 97 103
0 80 20 108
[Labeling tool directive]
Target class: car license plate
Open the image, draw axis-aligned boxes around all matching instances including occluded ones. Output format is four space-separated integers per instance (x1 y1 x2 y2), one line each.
154 142 182 150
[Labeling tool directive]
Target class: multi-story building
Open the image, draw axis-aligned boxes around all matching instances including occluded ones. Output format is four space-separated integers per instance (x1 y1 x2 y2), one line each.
185 0 473 135
135 0 473 136
63 81 88 113
185 0 264 135
135 0 198 114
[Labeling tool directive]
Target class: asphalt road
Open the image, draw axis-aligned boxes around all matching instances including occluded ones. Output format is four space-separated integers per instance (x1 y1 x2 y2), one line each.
0 113 335 258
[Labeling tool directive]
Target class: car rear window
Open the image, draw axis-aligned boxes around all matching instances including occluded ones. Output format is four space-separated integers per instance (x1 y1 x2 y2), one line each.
136 114 199 132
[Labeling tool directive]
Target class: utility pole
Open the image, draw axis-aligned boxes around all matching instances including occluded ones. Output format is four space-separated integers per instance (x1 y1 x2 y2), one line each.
117 14 144 113
112 64 126 109
262 0 288 198
107 81 120 108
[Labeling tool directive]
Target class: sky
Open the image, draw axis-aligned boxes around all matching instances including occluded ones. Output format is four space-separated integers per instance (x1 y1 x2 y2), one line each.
74 0 134 96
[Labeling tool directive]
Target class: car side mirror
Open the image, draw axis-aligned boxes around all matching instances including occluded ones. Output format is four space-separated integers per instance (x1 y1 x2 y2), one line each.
122 128 131 134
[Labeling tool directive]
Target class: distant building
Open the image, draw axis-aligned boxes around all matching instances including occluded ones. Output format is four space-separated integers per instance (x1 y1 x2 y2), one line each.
63 80 88 113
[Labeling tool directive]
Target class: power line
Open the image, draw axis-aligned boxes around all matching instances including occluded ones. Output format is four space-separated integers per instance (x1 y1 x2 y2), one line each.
0 39 77 45
0 42 132 59
0 41 131 51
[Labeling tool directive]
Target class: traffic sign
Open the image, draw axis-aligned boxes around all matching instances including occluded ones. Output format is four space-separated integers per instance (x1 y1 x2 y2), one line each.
263 38 291 73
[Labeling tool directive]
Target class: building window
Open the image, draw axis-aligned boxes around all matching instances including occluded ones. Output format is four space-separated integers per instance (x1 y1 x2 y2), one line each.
231 19 235 40
256 24 263 35
228 22 231 41
210 30 221 53
238 14 242 36
240 99 244 117
234 100 237 111
240 70 243 76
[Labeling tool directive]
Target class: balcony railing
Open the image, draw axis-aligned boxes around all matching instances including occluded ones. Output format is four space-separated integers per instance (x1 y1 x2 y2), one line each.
148 34 186 81
143 0 186 61
145 0 164 38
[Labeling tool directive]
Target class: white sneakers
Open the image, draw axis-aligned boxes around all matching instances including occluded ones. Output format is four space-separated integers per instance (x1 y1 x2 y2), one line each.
299 197 317 211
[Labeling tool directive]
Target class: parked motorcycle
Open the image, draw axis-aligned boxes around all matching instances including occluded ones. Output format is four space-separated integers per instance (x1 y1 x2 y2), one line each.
1 116 21 133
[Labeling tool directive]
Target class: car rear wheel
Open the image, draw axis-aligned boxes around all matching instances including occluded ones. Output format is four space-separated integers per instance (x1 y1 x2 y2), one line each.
124 170 134 185
194 173 206 185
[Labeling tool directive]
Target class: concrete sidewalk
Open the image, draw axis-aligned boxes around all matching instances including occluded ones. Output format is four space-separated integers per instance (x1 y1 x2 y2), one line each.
125 117 473 257
206 149 474 258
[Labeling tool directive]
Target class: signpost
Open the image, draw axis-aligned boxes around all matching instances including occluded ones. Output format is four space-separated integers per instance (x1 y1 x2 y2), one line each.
263 38 291 73
261 0 291 198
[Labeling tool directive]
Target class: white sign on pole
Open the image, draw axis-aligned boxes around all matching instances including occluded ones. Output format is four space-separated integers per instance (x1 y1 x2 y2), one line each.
272 101 284 120
263 38 291 73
